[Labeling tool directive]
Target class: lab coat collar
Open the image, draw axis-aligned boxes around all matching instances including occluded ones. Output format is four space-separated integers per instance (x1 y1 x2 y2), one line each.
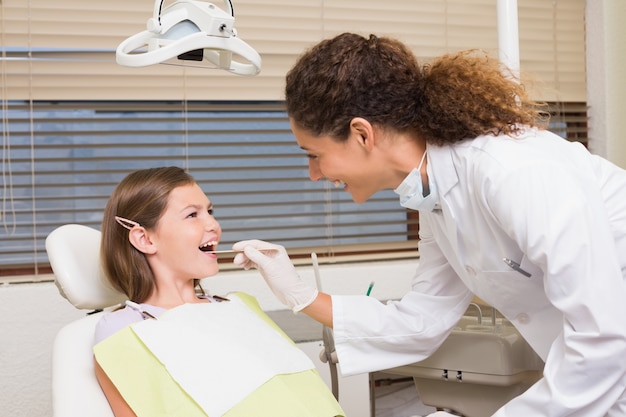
424 144 463 262
427 144 459 198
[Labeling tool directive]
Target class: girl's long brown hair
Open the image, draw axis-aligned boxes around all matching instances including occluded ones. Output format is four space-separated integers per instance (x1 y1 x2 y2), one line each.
101 166 195 302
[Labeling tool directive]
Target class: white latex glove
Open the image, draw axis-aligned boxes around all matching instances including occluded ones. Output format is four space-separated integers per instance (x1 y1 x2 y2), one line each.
426 412 459 417
232 239 318 313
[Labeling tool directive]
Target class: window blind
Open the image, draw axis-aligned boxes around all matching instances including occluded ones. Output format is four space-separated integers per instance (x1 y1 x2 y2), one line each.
0 100 587 279
1 0 585 101
0 101 414 277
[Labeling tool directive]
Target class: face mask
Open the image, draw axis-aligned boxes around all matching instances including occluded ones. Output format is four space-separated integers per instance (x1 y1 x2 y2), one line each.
393 151 438 212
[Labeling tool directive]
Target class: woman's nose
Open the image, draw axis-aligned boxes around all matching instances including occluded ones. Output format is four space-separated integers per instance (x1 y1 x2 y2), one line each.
308 160 324 182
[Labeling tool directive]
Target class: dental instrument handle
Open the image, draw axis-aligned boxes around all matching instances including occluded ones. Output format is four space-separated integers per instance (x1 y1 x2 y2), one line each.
311 252 323 292
209 248 276 254
311 252 339 400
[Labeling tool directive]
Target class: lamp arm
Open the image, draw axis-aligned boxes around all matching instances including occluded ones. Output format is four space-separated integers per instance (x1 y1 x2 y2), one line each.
157 0 234 19
222 0 234 17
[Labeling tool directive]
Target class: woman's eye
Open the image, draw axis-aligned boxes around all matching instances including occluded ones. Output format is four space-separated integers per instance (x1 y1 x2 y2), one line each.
208 208 214 216
306 154 317 160
187 212 197 218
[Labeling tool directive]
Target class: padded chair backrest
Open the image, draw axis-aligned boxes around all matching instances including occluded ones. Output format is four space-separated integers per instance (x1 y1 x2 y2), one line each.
52 313 114 417
45 224 126 310
46 224 126 417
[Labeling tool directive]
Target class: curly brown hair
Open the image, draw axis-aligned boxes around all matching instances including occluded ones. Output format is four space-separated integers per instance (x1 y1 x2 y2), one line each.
285 33 548 146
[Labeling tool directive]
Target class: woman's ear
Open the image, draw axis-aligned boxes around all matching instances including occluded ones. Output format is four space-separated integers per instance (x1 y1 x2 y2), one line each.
349 117 376 151
128 227 157 255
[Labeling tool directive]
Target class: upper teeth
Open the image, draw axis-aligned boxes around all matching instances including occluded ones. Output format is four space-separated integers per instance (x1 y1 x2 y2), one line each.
200 241 218 249
333 180 343 188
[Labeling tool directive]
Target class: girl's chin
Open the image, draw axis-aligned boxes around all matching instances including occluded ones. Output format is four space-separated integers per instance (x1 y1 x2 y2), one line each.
198 265 220 279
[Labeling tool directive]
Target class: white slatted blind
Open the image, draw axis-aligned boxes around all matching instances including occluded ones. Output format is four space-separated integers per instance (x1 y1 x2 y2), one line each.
518 1 587 101
1 0 585 101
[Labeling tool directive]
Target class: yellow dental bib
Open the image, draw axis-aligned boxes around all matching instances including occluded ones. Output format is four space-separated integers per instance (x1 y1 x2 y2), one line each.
94 292 344 417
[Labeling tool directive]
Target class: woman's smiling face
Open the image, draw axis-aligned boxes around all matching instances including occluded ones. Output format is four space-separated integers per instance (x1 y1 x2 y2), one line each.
291 119 384 204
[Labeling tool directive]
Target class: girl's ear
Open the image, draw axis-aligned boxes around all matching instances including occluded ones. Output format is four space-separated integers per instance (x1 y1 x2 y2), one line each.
349 117 376 151
128 227 157 255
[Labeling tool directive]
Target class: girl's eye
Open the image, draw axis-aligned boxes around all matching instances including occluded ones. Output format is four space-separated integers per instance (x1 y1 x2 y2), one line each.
306 154 317 160
208 208 214 216
187 212 197 219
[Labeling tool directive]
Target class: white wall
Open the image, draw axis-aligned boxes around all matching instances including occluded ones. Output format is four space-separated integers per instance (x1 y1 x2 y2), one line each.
0 282 86 417
0 259 416 417
586 0 626 168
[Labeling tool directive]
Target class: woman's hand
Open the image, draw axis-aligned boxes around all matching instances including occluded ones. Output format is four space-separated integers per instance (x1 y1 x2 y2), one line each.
232 239 318 312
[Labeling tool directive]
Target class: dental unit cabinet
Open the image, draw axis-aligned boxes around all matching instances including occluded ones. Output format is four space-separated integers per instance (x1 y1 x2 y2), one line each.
385 307 544 417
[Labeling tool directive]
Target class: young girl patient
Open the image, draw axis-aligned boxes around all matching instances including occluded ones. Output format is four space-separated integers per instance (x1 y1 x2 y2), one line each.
93 166 344 417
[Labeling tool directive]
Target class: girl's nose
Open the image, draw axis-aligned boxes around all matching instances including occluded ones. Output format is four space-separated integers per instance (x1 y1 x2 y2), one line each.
205 213 220 231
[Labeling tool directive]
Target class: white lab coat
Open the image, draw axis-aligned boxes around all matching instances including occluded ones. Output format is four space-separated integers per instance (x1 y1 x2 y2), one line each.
332 128 626 416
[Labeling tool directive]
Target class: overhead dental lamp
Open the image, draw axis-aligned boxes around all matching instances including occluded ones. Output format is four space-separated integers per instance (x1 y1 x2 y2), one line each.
116 0 261 76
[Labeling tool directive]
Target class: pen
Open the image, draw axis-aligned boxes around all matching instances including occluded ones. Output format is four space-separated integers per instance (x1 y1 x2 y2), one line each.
503 258 531 278
366 281 375 296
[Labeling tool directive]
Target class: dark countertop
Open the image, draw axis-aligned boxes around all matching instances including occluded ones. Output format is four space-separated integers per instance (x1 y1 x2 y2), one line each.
266 309 325 343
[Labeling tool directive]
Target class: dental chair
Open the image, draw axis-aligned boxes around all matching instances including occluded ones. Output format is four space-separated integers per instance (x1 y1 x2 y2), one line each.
46 224 126 417
47 225 343 417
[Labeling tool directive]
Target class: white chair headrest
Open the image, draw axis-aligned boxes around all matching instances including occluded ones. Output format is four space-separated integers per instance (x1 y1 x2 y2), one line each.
46 224 126 310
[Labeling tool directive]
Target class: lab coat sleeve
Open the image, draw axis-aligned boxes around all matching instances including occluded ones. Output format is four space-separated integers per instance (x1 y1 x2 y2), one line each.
333 215 474 376
484 156 626 416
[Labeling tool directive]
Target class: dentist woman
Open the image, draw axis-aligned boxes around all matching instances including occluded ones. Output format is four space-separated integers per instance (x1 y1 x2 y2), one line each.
233 33 626 416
